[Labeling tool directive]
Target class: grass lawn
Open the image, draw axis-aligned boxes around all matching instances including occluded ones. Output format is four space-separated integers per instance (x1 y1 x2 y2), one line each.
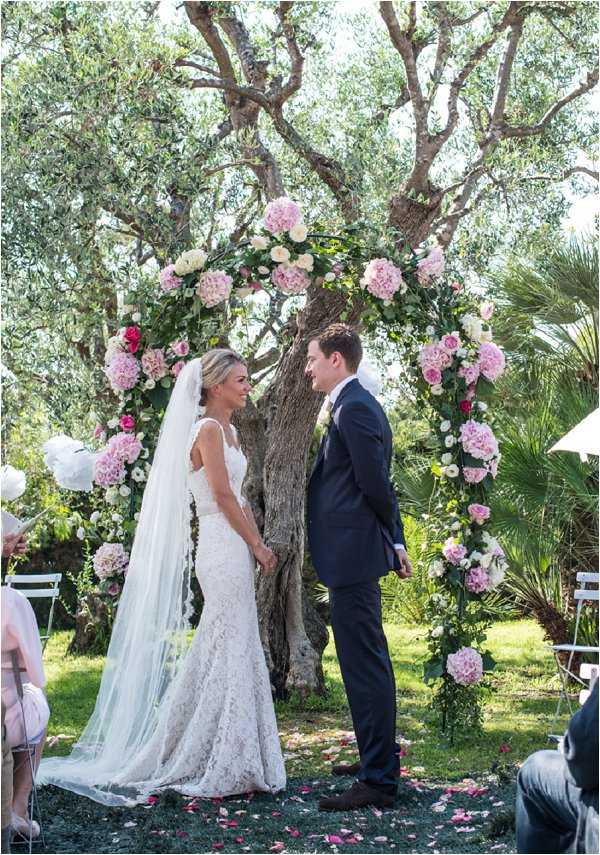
36 619 561 854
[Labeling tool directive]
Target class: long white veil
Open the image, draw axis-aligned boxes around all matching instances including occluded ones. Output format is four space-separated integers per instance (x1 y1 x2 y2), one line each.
38 358 203 806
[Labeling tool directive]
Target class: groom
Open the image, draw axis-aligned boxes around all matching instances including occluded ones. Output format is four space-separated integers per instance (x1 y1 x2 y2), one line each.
306 323 413 811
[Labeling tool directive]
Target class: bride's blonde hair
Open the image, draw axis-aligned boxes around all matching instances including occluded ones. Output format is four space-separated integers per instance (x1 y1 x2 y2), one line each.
200 348 246 405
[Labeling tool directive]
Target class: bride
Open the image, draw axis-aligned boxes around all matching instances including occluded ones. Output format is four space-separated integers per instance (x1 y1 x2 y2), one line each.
39 351 286 805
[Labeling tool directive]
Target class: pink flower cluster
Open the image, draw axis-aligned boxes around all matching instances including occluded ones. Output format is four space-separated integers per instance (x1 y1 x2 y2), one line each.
458 362 480 385
141 348 167 380
119 415 135 432
478 342 505 382
159 264 183 292
105 352 140 392
170 339 190 357
418 343 453 385
263 197 302 235
271 264 310 295
93 542 129 581
171 360 185 378
459 420 499 462
94 449 126 487
465 565 492 594
446 647 483 686
417 246 445 285
196 270 233 307
108 432 142 464
442 537 467 565
468 503 491 525
362 258 403 301
463 467 487 484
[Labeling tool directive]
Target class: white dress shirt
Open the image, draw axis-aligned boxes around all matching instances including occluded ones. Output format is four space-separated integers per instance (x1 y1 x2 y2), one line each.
327 375 405 552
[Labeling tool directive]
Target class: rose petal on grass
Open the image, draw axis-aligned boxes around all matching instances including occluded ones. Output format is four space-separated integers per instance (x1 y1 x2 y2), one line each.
270 843 285 853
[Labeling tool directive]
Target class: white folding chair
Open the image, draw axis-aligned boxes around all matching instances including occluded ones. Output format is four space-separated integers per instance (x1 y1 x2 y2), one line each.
4 575 62 652
550 571 599 736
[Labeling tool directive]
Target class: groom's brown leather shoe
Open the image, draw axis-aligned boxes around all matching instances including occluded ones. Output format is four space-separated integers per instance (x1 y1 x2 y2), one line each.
332 760 401 779
318 781 396 811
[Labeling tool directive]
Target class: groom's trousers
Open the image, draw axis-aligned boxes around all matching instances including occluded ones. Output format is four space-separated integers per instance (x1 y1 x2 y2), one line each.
329 579 398 793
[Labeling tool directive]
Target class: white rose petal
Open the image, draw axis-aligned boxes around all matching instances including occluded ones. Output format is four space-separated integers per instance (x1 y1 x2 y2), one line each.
295 253 314 271
444 435 456 447
258 265 270 275
431 626 444 638
478 401 488 412
480 328 493 342
76 526 85 540
250 235 268 250
441 453 453 464
425 325 436 337
445 464 459 478
136 432 145 441
105 487 119 504
111 513 123 523
173 249 207 276
324 271 336 282
451 520 461 531
90 511 101 524
430 384 444 396
270 245 290 263
440 420 451 432
456 348 468 358
131 312 141 323
107 417 119 429
289 223 308 242
119 485 131 497
144 379 156 390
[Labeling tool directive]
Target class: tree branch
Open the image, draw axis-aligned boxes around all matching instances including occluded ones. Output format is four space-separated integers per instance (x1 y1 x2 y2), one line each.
272 2 304 106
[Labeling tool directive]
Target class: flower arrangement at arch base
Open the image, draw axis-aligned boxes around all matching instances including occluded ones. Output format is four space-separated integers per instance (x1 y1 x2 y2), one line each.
84 195 506 738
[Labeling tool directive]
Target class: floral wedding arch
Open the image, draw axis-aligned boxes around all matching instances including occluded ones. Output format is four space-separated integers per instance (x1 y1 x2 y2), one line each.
86 196 507 736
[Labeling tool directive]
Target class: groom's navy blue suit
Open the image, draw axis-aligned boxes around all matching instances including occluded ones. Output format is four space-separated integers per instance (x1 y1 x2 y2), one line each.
307 377 405 793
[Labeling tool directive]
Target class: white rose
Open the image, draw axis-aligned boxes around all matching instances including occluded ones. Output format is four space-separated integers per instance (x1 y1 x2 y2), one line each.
289 223 308 242
456 348 468 359
440 420 451 432
428 560 445 578
250 235 268 251
144 379 156 390
470 551 483 563
119 485 131 497
105 336 124 366
136 432 145 441
460 314 483 342
131 467 146 482
488 564 505 588
431 626 444 638
295 253 314 271
444 435 456 447
173 249 207 276
441 453 453 465
258 266 270 275
404 324 414 334
450 520 461 531
324 271 336 282
107 417 119 429
90 511 101 524
477 401 488 412
111 513 123 523
105 487 119 505
480 553 493 569
444 464 459 478
270 245 290 263
430 384 444 396
131 311 141 323
425 325 436 337
141 448 149 459
480 328 493 342
76 526 85 540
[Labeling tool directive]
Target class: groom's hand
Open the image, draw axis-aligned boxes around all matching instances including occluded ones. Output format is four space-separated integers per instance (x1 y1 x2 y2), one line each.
394 547 413 579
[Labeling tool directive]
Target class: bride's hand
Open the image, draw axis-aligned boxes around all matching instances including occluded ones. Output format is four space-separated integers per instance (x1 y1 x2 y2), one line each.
253 541 277 574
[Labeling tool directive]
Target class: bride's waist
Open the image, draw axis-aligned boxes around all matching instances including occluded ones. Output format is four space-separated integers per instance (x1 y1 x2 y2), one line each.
193 497 243 518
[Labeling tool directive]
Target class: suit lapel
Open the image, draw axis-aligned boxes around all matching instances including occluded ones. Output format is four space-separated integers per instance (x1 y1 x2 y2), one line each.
311 380 360 478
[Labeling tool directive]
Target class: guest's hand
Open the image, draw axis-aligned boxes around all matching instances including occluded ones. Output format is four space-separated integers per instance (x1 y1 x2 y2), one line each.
253 541 278 574
394 547 412 580
2 532 28 558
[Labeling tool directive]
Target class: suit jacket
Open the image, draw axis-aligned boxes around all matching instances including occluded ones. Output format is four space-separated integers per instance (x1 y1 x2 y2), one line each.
307 379 405 588
564 680 598 854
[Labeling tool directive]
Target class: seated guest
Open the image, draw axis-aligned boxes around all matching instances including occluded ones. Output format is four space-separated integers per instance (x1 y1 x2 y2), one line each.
516 680 598 854
1 585 50 840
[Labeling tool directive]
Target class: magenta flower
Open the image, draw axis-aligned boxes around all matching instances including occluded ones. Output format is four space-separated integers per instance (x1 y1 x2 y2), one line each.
93 542 129 580
423 366 442 385
446 647 483 686
171 360 185 378
417 245 445 284
170 339 190 357
463 466 488 484
459 420 499 461
119 415 135 432
441 333 461 352
458 362 480 385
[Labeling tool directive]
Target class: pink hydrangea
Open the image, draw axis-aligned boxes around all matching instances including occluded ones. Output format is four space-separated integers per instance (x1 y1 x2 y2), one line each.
459 420 499 461
463 466 488 484
468 503 491 525
108 431 142 464
361 258 403 301
93 542 129 581
441 333 461 352
171 360 185 378
466 565 492 594
446 647 483 686
105 353 141 392
170 339 190 357
458 362 480 385
478 342 505 382
263 197 303 235
442 537 467 565
196 270 233 307
94 449 126 487
417 246 445 284
141 348 167 380
423 366 442 385
419 343 453 370
159 264 183 292
119 415 135 432
271 264 310 295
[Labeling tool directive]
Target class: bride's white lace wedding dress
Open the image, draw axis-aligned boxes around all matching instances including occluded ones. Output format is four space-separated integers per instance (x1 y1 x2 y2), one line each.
112 417 286 798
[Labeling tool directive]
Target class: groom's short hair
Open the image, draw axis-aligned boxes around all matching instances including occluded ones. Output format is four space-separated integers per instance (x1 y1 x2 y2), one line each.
316 324 363 372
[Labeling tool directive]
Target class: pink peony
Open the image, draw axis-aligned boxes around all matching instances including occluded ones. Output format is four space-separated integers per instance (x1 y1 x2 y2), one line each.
442 537 467 565
478 342 505 382
459 420 499 461
108 431 142 464
417 246 445 284
271 264 310 295
361 258 403 301
468 503 491 525
196 270 233 307
119 415 135 432
105 353 140 392
141 348 167 380
93 542 129 580
463 466 488 484
263 197 303 235
441 333 461 352
171 360 185 378
458 362 480 385
94 449 126 487
466 565 492 594
419 343 453 370
423 366 442 385
159 264 183 292
446 647 483 686
170 339 190 357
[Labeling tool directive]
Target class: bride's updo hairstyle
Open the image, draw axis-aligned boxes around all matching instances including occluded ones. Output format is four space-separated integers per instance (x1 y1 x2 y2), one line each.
200 348 246 405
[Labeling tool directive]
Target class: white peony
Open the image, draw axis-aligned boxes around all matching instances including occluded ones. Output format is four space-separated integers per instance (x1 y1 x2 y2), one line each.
460 314 483 343
488 563 506 588
250 235 268 250
131 467 146 482
428 560 445 578
131 311 141 323
105 336 124 366
295 253 314 271
480 553 493 569
289 223 308 242
270 245 290 263
173 249 207 276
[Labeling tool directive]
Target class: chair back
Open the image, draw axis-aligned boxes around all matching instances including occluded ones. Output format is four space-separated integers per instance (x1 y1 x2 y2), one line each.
4 574 62 651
